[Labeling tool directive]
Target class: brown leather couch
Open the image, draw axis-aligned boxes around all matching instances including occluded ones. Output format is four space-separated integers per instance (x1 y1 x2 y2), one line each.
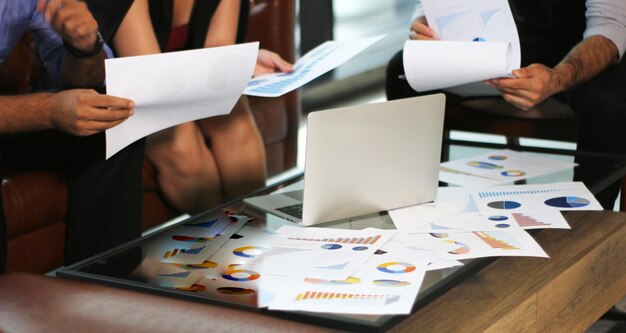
0 0 299 274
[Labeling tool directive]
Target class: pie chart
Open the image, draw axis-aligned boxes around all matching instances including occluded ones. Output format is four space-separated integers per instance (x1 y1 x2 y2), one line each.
544 196 590 208
487 201 521 209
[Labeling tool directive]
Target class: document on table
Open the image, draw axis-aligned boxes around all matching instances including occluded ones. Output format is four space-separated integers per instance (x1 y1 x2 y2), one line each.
104 42 259 159
403 0 520 92
243 35 385 97
470 182 604 214
269 243 429 315
439 149 577 188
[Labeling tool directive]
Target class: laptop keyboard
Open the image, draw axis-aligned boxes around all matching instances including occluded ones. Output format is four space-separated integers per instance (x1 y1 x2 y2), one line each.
276 203 303 219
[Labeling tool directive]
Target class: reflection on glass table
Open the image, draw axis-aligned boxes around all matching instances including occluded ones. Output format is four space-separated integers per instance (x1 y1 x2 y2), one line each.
58 141 626 332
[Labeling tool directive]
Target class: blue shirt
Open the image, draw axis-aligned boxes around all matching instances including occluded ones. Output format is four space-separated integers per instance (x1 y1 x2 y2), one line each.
0 1 65 84
0 0 112 87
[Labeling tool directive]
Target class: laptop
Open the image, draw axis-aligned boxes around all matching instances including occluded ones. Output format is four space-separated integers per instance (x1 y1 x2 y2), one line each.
244 93 446 226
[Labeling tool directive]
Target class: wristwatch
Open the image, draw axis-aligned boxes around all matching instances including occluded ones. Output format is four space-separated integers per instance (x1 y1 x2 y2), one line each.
63 31 104 58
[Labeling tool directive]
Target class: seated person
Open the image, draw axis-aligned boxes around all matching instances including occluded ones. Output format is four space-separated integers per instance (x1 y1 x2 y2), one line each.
86 0 292 215
0 0 145 272
387 0 626 210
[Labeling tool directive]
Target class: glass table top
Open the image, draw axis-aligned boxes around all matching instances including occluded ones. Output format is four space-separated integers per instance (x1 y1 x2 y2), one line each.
57 141 626 332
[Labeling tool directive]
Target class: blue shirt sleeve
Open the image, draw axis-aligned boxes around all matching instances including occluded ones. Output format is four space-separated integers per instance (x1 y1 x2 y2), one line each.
28 9 65 86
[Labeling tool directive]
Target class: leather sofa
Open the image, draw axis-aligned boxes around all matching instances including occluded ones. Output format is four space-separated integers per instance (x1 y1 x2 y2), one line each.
0 0 299 274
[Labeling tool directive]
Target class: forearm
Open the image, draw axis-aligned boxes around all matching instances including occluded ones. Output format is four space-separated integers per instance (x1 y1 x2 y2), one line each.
551 35 619 93
0 94 55 134
59 51 106 88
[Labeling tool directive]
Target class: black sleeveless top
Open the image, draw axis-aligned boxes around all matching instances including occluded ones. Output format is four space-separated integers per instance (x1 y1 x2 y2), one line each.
85 0 249 52
509 0 587 67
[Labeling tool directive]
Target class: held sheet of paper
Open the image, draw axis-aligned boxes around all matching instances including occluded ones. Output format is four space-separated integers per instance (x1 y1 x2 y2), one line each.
403 0 520 93
104 42 259 159
244 35 385 97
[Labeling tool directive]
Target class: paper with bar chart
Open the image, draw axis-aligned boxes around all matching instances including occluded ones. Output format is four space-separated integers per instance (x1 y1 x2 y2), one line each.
398 229 548 260
470 182 603 214
439 149 577 188
244 35 385 97
249 226 396 280
142 213 249 265
269 250 429 314
390 186 571 231
403 0 520 92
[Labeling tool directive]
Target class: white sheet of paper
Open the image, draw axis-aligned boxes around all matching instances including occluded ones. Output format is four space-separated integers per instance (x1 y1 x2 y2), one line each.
250 226 395 280
404 0 520 92
439 149 577 188
470 182 604 214
397 229 548 260
104 42 258 159
269 250 429 315
244 35 385 97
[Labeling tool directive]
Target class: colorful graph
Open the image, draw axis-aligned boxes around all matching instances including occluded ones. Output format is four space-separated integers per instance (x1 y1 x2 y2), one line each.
501 170 526 177
489 215 509 221
474 232 519 250
512 213 550 227
183 219 217 228
495 223 511 228
429 233 449 239
352 246 368 251
372 280 411 287
466 161 502 169
233 246 266 258
487 201 521 209
173 260 217 270
430 223 452 230
447 241 471 254
478 188 568 199
288 234 383 245
321 244 342 250
304 276 361 285
157 271 192 279
544 196 590 208
489 155 508 160
315 262 349 270
163 245 206 259
222 269 261 282
172 235 212 243
177 283 206 292
216 287 256 295
294 291 400 305
377 262 416 274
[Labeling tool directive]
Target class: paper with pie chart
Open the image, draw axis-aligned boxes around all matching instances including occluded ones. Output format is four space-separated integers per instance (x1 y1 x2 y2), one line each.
404 0 520 92
390 186 571 231
470 182 603 214
249 226 396 280
269 249 429 314
439 149 577 188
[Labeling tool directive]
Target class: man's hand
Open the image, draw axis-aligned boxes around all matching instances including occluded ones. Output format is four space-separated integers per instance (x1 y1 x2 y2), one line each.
409 16 435 40
253 49 293 77
50 90 135 136
486 64 562 110
37 0 99 54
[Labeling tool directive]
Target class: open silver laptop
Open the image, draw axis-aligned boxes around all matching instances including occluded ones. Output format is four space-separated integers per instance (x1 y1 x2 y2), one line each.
244 93 446 226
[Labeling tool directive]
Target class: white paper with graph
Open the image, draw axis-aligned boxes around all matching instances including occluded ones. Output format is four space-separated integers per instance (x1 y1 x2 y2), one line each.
403 0 520 92
439 149 577 188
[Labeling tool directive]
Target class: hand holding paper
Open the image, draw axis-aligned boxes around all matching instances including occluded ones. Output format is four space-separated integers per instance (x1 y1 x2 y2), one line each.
403 0 520 92
104 42 259 159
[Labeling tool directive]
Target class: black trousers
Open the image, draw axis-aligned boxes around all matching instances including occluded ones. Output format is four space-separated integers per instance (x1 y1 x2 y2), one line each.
0 131 145 271
386 49 626 209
